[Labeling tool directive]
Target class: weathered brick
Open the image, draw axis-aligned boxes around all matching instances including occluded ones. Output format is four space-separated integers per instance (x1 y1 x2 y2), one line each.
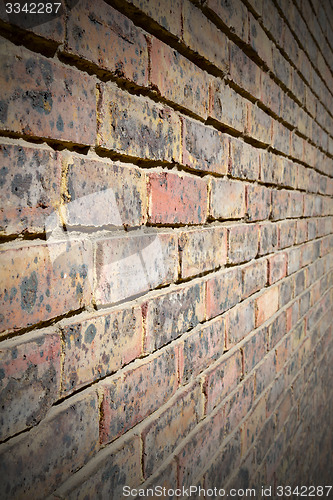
61 305 143 395
275 334 291 373
183 0 229 74
255 286 279 326
269 310 287 348
148 170 208 224
224 376 255 435
54 434 142 500
0 143 61 235
260 151 284 186
182 116 229 174
205 0 249 41
0 390 99 499
268 252 287 284
143 281 205 352
100 346 178 444
242 258 268 298
246 184 271 221
260 73 283 117
296 219 308 244
255 413 276 465
246 102 273 144
205 431 242 489
255 351 276 396
179 226 227 279
0 239 92 334
258 222 279 255
249 14 273 68
271 190 290 220
63 154 147 227
229 137 260 181
177 407 224 487
229 44 261 100
179 316 225 383
227 299 255 347
242 326 268 375
97 82 181 162
0 38 96 144
203 349 242 413
289 191 304 217
94 229 178 306
266 372 285 417
241 395 267 453
278 220 296 249
271 121 291 156
0 329 61 441
206 267 242 319
150 37 210 118
209 79 247 133
209 178 245 220
65 0 148 86
228 223 259 263
142 383 204 477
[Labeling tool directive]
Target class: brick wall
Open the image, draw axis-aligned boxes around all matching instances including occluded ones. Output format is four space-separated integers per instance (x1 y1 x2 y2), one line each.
0 0 333 497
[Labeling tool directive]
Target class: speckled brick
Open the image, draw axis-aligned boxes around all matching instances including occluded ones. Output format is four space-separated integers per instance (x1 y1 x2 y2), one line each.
242 258 268 299
203 349 242 414
246 102 273 145
228 223 259 264
148 170 208 225
65 0 148 86
97 82 181 162
268 252 287 284
0 389 99 499
226 299 255 347
205 431 242 489
246 184 271 221
179 316 225 383
0 239 92 334
242 326 268 375
229 137 260 181
179 226 227 279
255 286 279 326
143 281 205 352
53 434 142 500
258 222 279 255
94 229 178 306
0 143 61 235
99 346 178 444
60 305 143 395
209 79 247 133
240 396 267 454
63 154 147 228
224 376 255 435
182 116 229 174
0 329 61 441
142 383 204 477
229 44 261 100
206 267 242 319
205 0 248 41
209 178 245 220
0 38 96 144
150 37 210 119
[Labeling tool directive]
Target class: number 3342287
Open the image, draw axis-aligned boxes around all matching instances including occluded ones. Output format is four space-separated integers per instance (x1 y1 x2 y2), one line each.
5 3 62 14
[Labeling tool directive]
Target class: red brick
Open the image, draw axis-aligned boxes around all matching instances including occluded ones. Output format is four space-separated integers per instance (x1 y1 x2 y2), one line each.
224 376 255 435
182 117 229 174
94 229 177 307
97 82 181 162
205 431 242 489
242 258 268 299
271 121 291 156
0 143 61 235
148 170 208 225
272 45 292 89
269 310 287 348
61 305 143 395
179 316 225 383
255 287 279 326
290 132 305 161
275 334 292 373
271 190 290 220
260 73 283 117
268 252 287 284
209 79 247 133
63 154 147 228
279 275 294 306
229 44 261 100
241 396 266 454
228 223 259 263
136 460 177 499
249 14 273 67
0 38 96 145
177 407 225 487
246 184 271 221
100 346 178 444
203 349 242 414
255 351 276 396
275 389 293 433
226 300 255 347
289 191 304 217
209 178 245 220
0 239 92 334
296 219 308 244
255 413 276 465
54 434 142 500
278 220 296 248
260 151 284 185
143 281 205 352
242 326 268 375
142 383 204 477
229 137 260 181
286 300 299 331
266 371 286 416
205 0 249 41
246 102 273 145
0 390 99 499
150 38 210 118
258 222 279 256
206 267 242 319
179 226 227 279
0 330 61 441
65 0 148 86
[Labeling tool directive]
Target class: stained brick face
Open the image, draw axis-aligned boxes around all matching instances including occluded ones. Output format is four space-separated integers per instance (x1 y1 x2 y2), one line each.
0 0 332 496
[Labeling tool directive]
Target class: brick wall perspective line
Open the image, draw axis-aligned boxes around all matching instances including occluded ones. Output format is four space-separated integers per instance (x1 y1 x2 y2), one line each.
0 0 332 497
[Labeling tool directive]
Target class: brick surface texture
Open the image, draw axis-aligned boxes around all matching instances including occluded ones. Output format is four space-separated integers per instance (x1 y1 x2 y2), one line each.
0 0 332 497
